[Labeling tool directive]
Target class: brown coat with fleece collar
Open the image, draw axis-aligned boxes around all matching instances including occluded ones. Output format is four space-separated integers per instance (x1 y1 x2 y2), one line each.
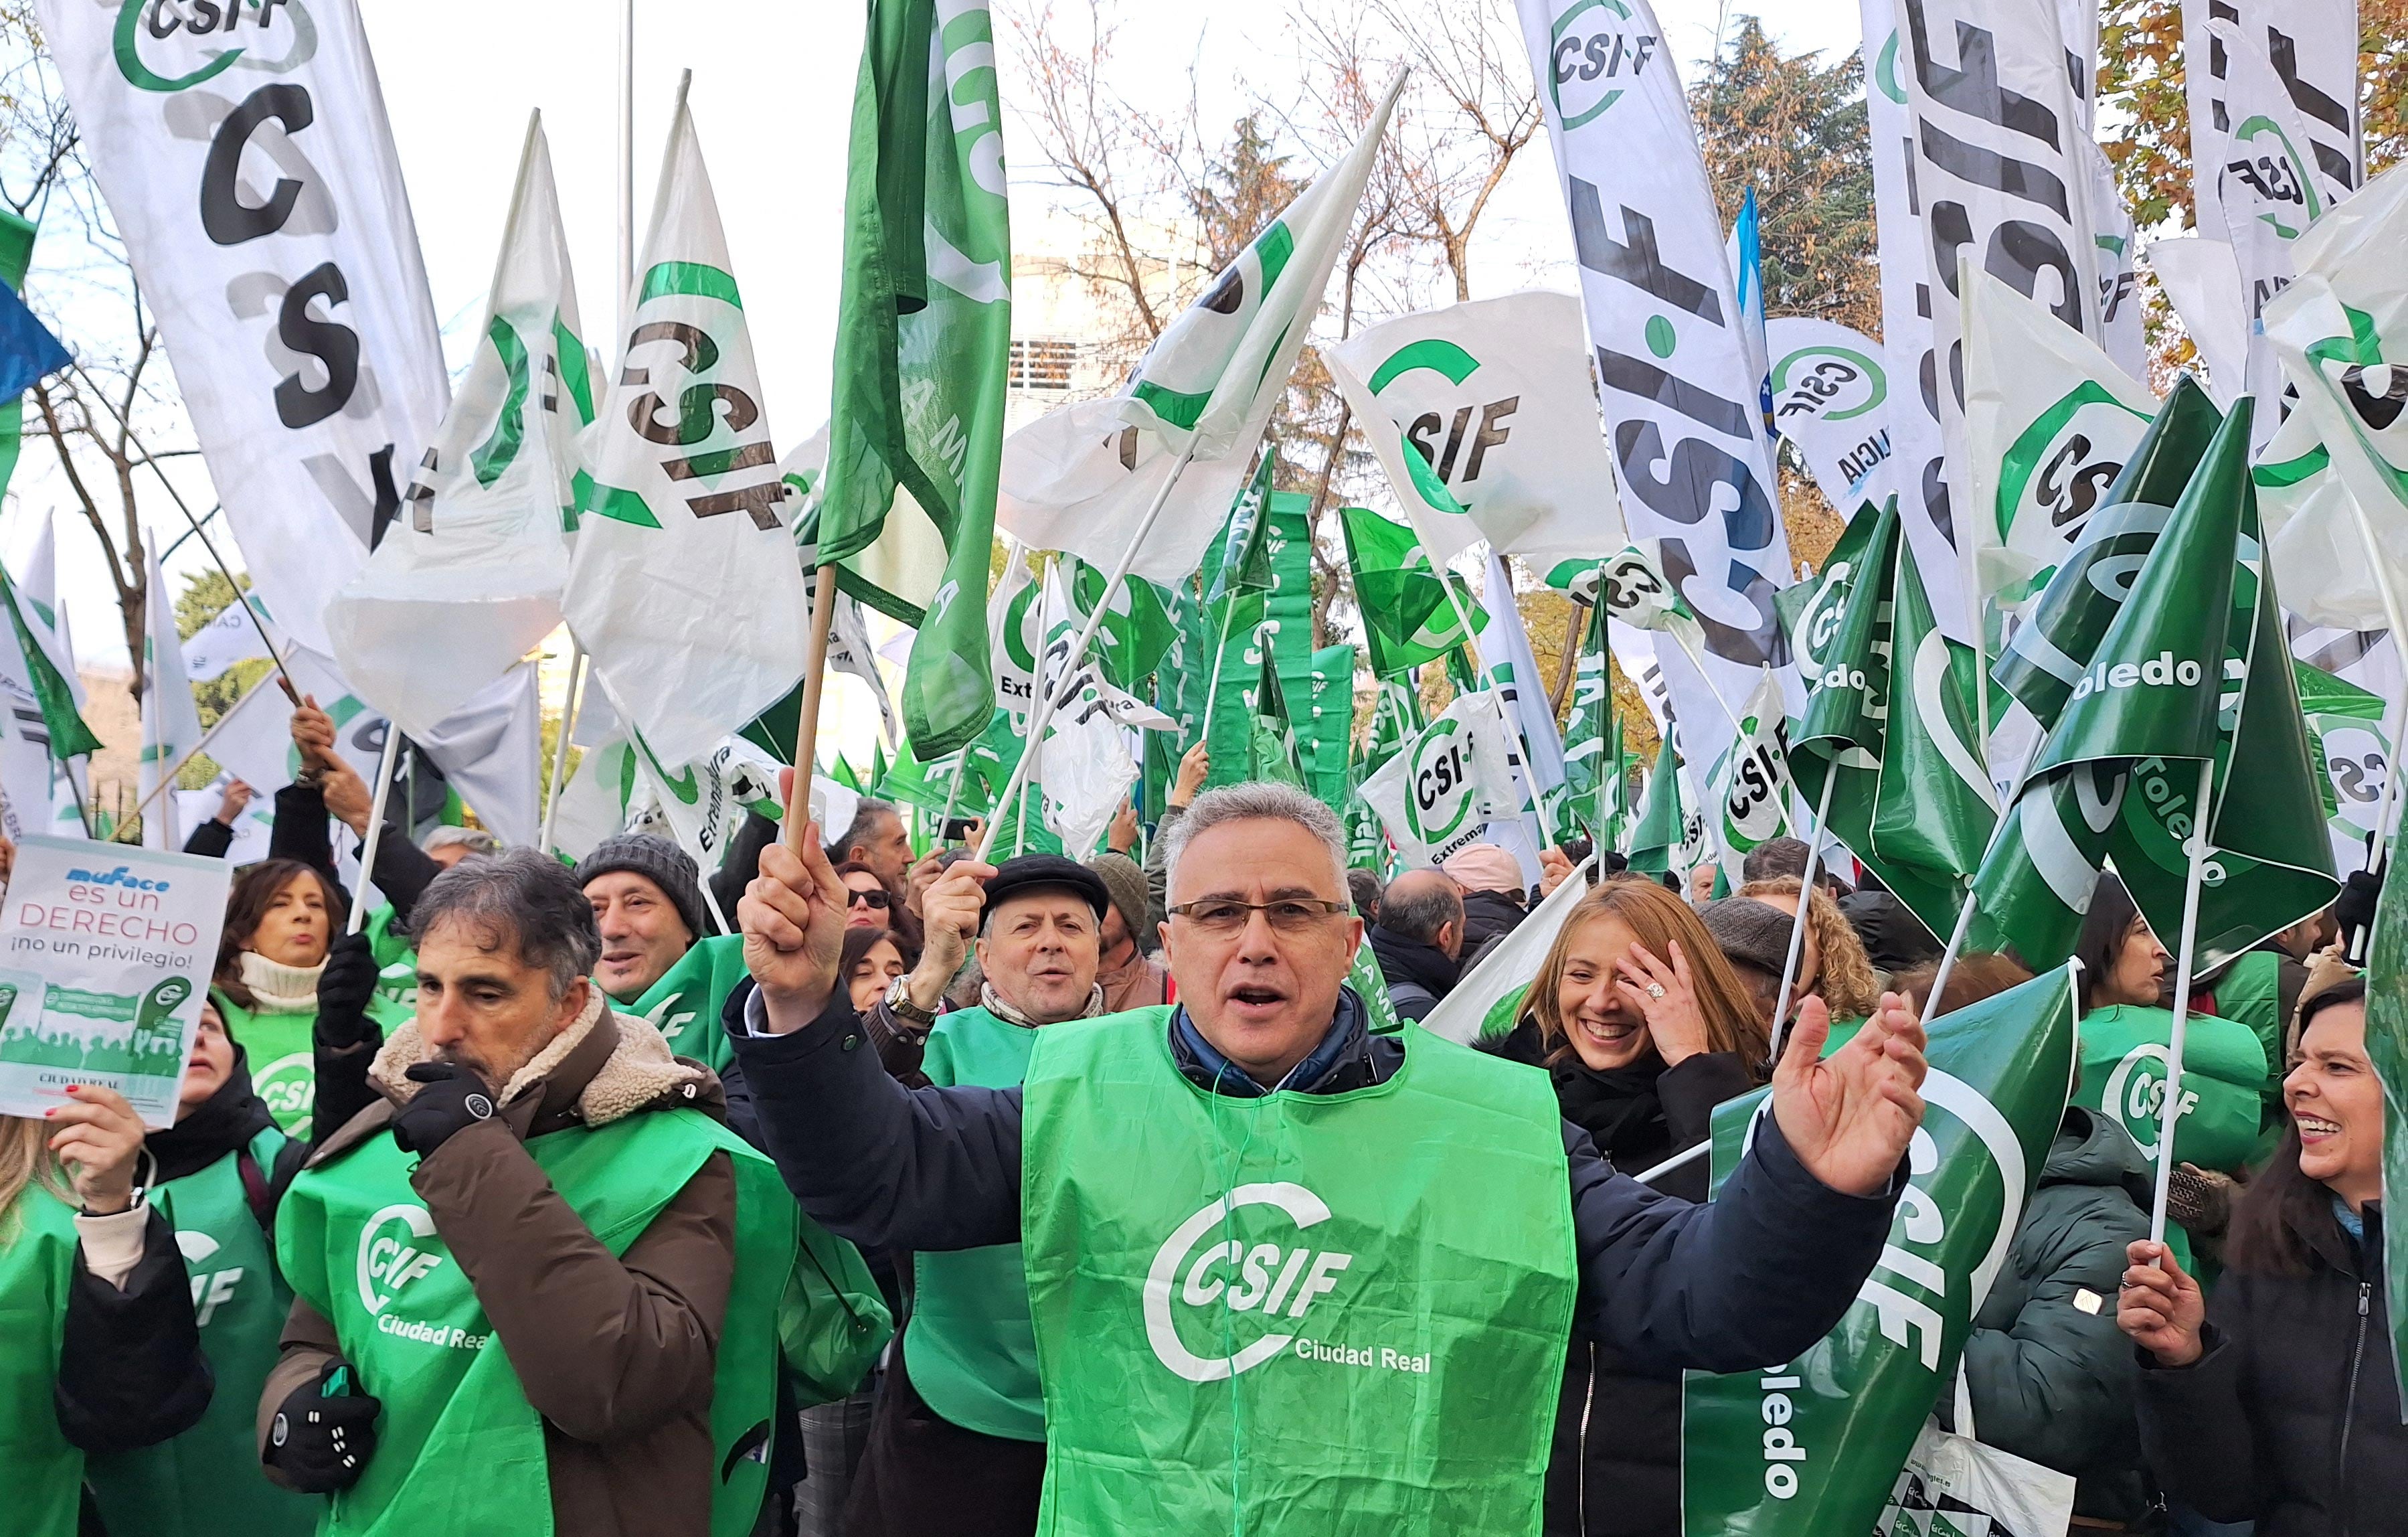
256 999 744 1537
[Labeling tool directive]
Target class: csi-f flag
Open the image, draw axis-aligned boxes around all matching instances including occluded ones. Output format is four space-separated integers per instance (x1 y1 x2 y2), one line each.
1482 551 1567 795
1205 449 1278 607
816 0 1013 760
563 82 809 767
1000 80 1403 583
327 113 592 743
1683 964 2078 1537
1766 317 1896 516
34 0 448 655
1705 669 1793 883
2265 161 2408 633
1975 399 2338 971
1339 505 1484 677
1358 690 1527 871
1324 291 1626 572
1964 262 2161 608
1992 377 2223 734
1518 0 1793 775
1245 646 1305 789
1627 726 1705 877
1035 564 1139 858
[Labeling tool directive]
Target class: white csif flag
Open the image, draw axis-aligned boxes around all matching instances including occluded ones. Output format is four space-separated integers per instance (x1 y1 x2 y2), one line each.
33 0 448 653
1035 563 1138 858
1517 0 1793 773
1766 316 1896 515
1481 551 1568 795
562 80 808 768
139 548 205 851
1962 264 2159 606
1324 291 1628 579
999 78 1403 584
327 112 594 742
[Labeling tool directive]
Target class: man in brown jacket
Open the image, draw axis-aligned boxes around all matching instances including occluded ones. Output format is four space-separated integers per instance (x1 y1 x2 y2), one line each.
257 849 794 1537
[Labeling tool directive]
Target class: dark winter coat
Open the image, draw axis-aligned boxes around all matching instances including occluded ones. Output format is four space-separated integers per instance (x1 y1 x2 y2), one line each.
1369 923 1460 1023
1946 1107 2152 1524
1490 1017 1755 1536
2136 1198 2405 1536
1459 887 1529 956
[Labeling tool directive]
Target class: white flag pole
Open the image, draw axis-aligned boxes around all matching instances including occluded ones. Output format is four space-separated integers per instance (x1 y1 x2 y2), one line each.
2146 755 2217 1243
1436 550 1555 860
974 442 1200 864
1632 1139 1709 1186
1195 593 1245 746
2344 496 2408 941
539 647 588 854
1765 769 1839 1062
347 728 404 937
618 0 635 334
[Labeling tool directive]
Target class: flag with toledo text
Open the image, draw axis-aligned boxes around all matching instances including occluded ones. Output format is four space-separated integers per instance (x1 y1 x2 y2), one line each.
815 0 1013 760
564 84 808 768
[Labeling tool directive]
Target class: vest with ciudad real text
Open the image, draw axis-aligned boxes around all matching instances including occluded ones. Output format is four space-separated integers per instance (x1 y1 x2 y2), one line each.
275 1105 795 1537
1020 1006 1577 1535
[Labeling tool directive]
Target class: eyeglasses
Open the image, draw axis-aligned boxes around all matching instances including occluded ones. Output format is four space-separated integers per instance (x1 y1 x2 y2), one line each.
847 888 892 910
1165 897 1351 935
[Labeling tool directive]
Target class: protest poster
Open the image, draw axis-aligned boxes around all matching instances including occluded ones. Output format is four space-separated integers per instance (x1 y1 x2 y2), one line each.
0 837 233 1128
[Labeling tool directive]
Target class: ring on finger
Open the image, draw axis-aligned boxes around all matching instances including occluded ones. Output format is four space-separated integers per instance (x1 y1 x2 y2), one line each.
1644 982 1666 1000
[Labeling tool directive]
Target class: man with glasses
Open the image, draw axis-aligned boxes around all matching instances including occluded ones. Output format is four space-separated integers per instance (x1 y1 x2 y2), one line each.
728 783 1931 1536
814 850 1111 1534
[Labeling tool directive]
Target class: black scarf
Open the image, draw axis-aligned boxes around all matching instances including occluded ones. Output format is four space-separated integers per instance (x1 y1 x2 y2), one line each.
1368 923 1460 999
146 1044 275 1186
1547 1055 1672 1169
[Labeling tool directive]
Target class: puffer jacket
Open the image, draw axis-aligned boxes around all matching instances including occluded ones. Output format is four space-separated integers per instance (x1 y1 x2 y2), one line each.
1946 1107 2152 1524
2136 1198 2405 1536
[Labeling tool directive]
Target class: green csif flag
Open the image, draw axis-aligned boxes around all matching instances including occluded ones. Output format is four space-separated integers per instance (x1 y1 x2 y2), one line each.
0 566 100 760
1992 377 2223 733
1246 647 1305 788
817 0 1012 760
1338 503 1483 677
1975 398 2338 971
1626 727 1701 876
1205 449 1279 606
1553 587 1632 848
1681 964 2078 1537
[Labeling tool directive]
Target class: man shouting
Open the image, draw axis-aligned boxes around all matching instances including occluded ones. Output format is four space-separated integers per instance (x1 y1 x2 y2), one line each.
729 783 1929 1534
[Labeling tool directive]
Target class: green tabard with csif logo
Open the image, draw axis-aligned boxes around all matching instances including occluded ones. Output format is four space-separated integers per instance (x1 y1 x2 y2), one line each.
1019 1008 1575 1534
275 1107 796 1537
85 1126 317 1537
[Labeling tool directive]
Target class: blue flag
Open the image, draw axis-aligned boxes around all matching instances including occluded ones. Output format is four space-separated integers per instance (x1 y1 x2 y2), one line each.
0 271 67 401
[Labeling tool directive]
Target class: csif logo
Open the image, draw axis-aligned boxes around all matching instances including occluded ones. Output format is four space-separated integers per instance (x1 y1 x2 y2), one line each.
356 1202 444 1315
2068 650 2204 702
1546 0 1659 131
112 0 313 94
1404 720 1478 845
1143 1184 1355 1383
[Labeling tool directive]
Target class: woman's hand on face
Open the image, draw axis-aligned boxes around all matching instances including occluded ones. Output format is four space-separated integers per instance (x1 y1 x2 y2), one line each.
48 1084 147 1214
1614 940 1710 1066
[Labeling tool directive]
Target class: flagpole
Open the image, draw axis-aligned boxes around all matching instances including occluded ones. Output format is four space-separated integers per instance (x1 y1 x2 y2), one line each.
1196 596 1243 749
70 370 300 706
538 646 588 854
1766 769 1839 1062
346 729 404 937
1551 594 1589 717
122 662 287 826
787 565 843 849
974 442 1201 864
2146 755 2217 1244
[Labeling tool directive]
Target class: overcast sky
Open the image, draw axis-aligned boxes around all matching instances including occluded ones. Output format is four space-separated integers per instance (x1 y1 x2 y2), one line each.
15 0 1865 673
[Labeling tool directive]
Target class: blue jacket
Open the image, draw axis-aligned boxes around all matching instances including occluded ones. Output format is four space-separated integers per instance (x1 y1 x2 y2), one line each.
723 982 1900 1376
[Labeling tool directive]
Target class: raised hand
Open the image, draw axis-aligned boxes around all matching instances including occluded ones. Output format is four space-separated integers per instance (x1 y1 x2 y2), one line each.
1171 741 1211 809
215 778 254 826
2117 1239 2207 1366
1613 939 1709 1066
904 858 995 1014
742 815 851 1034
47 1082 147 1213
290 694 343 775
1769 991 1926 1198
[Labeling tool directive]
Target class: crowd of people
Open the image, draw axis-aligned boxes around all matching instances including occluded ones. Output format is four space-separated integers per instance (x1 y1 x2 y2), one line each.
0 705 2396 1537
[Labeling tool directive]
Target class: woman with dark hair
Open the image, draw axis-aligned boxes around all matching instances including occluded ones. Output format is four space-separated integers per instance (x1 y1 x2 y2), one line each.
2120 977 2405 1532
1489 876 1768 1536
843 925 918 1014
2065 872 2265 1274
209 859 406 1139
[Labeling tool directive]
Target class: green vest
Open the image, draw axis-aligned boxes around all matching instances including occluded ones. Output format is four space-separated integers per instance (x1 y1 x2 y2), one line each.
908 1005 1045 1441
363 906 418 1017
1021 1009 1577 1535
275 1107 796 1537
2210 950 2291 1159
0 1180 84 1537
621 934 750 1078
85 1127 319 1537
216 987 413 1139
2072 1004 2268 1271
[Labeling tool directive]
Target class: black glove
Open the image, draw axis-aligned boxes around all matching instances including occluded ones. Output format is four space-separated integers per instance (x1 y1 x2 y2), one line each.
2338 867 2384 961
315 933 381 1050
265 1359 381 1493
390 1062 497 1156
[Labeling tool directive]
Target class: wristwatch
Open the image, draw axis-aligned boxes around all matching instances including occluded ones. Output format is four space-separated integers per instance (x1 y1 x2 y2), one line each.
883 974 938 1028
